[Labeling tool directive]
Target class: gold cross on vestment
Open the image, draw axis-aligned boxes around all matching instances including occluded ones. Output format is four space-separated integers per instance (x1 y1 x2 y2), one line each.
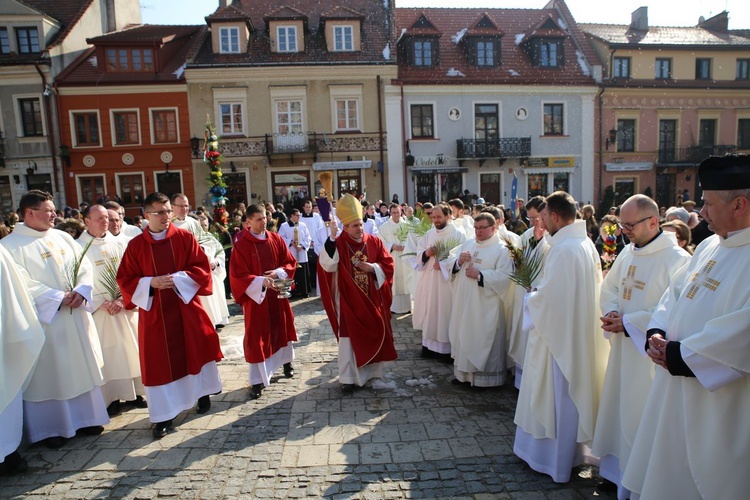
686 260 721 299
621 265 646 301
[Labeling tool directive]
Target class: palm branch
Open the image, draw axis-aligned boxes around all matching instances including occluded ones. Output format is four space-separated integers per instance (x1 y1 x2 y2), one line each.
62 237 95 291
395 222 411 244
501 235 544 291
99 256 122 301
432 237 462 261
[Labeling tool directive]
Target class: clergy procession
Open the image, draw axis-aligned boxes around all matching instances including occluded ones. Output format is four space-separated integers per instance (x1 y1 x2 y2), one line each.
1 154 749 500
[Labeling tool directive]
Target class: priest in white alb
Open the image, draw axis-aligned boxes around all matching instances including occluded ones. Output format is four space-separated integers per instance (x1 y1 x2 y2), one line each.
513 191 609 483
79 205 146 417
377 203 413 314
507 196 549 389
622 155 750 499
0 190 108 449
278 208 312 298
413 204 466 359
448 198 473 240
0 243 44 474
592 194 691 499
447 212 513 387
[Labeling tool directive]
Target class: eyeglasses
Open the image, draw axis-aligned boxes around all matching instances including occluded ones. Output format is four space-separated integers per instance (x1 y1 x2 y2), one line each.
173 204 190 209
617 216 652 231
32 208 57 215
145 210 174 217
474 225 493 230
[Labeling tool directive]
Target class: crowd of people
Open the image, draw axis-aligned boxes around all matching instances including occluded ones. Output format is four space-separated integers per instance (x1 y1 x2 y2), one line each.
1 154 748 500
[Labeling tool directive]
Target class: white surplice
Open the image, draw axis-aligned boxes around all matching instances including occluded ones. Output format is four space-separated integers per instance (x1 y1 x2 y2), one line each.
412 223 467 354
378 217 413 314
0 244 45 460
77 231 144 405
120 220 142 239
592 231 691 499
447 232 513 387
1 223 108 442
513 220 609 483
622 228 750 499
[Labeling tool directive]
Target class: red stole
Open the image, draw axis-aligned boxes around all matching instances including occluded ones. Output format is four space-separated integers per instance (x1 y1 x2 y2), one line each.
117 224 223 386
229 230 298 363
319 232 397 366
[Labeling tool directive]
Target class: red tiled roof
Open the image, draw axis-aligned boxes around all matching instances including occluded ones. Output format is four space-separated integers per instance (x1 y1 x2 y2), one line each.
19 0 95 47
320 6 365 20
205 4 250 23
395 7 596 86
191 0 394 67
580 23 750 47
57 25 204 86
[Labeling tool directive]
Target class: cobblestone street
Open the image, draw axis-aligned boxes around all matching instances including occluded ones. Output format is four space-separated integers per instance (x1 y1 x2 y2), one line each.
2 297 612 499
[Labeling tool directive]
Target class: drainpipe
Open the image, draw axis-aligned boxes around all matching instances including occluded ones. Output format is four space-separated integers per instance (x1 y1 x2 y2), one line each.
400 82 409 204
35 63 61 204
377 75 385 201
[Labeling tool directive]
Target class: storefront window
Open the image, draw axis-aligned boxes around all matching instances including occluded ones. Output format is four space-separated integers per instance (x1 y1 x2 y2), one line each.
528 174 547 197
272 171 310 211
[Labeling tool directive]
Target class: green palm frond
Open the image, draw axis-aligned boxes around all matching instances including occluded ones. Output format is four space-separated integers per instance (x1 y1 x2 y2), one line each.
501 235 544 291
63 237 94 291
395 223 411 243
99 256 122 301
432 237 462 261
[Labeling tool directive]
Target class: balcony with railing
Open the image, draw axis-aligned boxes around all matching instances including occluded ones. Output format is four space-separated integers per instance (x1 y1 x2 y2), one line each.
214 131 385 160
657 145 737 165
456 137 532 162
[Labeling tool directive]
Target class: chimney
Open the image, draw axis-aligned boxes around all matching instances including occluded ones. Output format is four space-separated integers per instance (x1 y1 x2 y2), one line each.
630 6 648 31
699 11 729 33
218 0 234 8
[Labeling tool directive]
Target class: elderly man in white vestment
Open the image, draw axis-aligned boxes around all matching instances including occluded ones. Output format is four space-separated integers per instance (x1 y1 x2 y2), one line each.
171 193 229 327
622 155 750 500
378 203 413 314
106 207 133 244
447 213 514 387
513 191 609 483
413 204 467 359
507 197 549 390
591 195 691 498
0 190 108 449
104 201 140 239
0 244 44 474
80 205 146 417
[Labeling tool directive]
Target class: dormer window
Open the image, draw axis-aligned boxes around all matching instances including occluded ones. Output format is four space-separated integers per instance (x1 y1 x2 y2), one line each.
539 40 561 67
16 27 40 54
105 48 154 72
408 38 438 67
0 28 10 54
277 26 298 53
219 27 240 53
466 37 499 68
333 25 353 51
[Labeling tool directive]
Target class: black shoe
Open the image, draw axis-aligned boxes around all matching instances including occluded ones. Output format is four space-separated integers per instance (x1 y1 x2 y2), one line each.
196 395 211 414
107 400 122 416
79 425 104 436
341 383 356 393
596 479 618 493
451 378 470 386
0 451 28 475
249 384 263 400
152 420 172 439
283 363 294 378
44 436 66 449
215 324 225 330
421 346 433 358
129 395 148 409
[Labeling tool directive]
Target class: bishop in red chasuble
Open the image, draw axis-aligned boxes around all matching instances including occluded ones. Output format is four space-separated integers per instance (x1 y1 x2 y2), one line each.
230 204 298 400
319 194 397 391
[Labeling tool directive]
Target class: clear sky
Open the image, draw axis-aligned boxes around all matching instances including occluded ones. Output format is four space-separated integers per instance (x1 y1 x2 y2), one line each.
141 0 749 29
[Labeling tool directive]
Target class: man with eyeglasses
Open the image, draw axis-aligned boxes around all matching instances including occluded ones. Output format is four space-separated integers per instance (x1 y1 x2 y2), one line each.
623 155 750 499
117 192 223 440
513 191 609 483
508 196 550 389
591 195 690 497
106 201 142 238
447 212 514 388
0 190 109 449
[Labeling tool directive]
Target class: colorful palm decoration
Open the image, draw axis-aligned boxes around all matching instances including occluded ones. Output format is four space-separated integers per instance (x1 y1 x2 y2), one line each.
204 119 228 225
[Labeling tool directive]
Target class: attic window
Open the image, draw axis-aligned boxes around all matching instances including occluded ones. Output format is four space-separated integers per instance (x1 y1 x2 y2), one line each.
0 28 10 54
333 26 353 51
16 27 40 54
277 26 298 53
105 48 154 72
468 38 499 68
408 38 438 67
528 38 563 68
219 27 240 54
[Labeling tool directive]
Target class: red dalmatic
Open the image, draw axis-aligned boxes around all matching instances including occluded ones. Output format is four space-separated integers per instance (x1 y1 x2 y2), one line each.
229 230 298 363
318 231 398 367
117 224 223 386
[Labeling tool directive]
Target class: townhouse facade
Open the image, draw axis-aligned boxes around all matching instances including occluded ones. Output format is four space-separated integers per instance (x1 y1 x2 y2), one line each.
185 0 397 211
55 25 203 217
0 0 140 215
386 0 601 207
583 8 750 208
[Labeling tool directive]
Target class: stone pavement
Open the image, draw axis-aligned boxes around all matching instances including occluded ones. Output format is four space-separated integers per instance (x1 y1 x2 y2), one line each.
2 296 614 499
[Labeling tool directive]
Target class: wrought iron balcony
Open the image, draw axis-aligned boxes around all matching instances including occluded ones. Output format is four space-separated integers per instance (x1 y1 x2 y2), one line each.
216 132 385 159
657 145 737 165
457 137 531 160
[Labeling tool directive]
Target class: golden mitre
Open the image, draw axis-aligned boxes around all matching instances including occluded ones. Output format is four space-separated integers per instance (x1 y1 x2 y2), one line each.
336 193 362 225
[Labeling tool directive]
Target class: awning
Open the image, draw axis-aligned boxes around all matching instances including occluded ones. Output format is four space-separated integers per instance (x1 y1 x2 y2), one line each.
605 162 653 172
313 160 371 171
522 167 575 175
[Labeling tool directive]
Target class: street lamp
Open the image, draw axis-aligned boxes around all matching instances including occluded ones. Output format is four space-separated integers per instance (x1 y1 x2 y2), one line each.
190 136 202 158
605 128 618 150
